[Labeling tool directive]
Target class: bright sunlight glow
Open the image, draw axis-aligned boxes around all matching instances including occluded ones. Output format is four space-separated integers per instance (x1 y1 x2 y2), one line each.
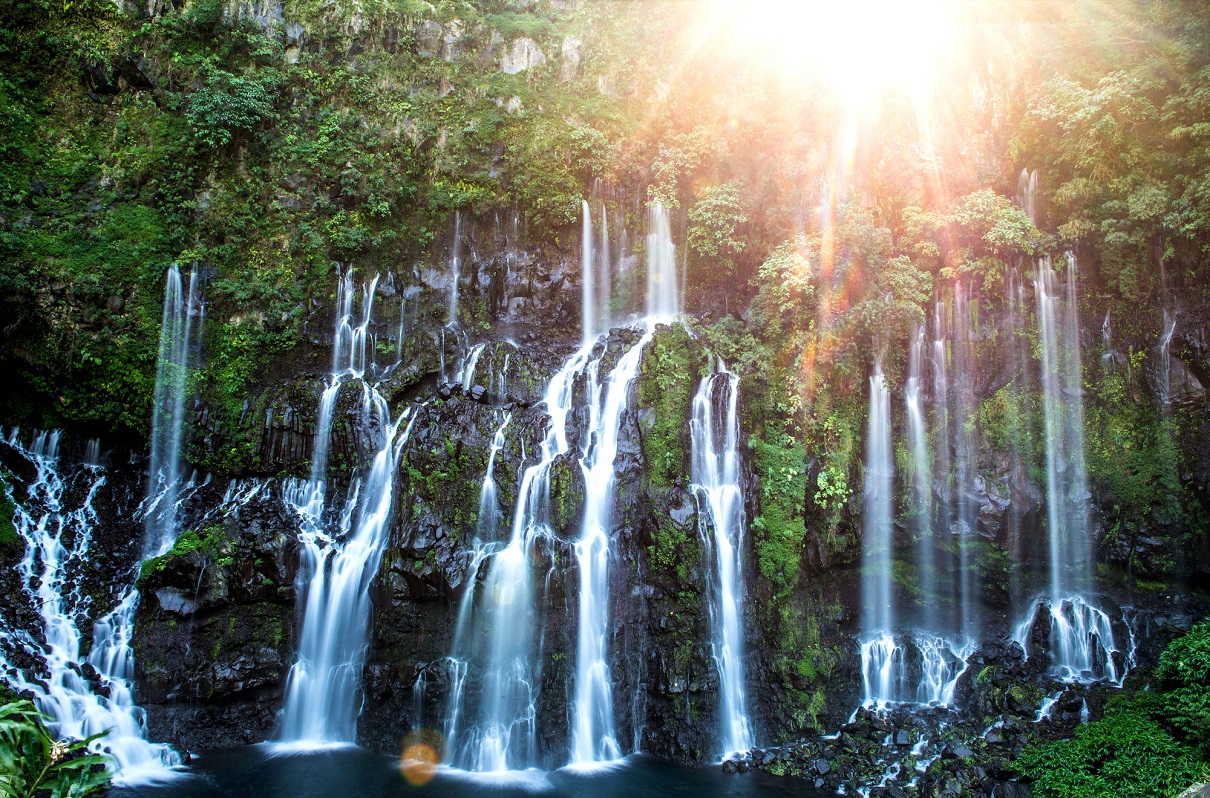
724 0 952 107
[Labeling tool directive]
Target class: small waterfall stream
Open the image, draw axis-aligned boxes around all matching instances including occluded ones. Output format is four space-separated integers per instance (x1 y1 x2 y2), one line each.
861 364 894 642
0 263 203 784
569 329 652 766
449 211 462 327
904 326 936 633
145 264 205 556
446 347 587 771
689 362 753 758
278 269 422 744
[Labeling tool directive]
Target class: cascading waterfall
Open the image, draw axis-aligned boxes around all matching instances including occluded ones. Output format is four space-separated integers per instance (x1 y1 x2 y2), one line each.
1159 310 1177 405
860 364 896 704
278 394 419 744
446 204 675 770
599 204 611 333
145 263 204 556
477 412 512 539
860 352 973 709
569 328 653 767
904 326 937 633
951 282 979 638
582 200 597 342
449 211 462 327
84 438 102 467
1005 265 1033 613
581 198 613 341
445 348 588 771
646 203 679 322
689 362 753 759
1012 252 1119 681
458 343 487 392
0 432 183 784
0 264 200 783
278 270 421 744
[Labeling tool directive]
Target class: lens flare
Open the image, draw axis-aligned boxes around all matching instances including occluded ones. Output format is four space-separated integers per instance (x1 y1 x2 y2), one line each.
400 730 443 787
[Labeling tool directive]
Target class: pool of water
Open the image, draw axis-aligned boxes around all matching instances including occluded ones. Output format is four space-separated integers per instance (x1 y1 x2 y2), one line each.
110 746 836 798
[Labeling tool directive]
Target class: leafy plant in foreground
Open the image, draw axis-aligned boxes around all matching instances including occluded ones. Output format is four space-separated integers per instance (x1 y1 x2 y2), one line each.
0 701 111 798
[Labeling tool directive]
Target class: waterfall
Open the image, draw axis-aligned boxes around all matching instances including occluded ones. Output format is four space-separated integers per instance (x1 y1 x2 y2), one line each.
145 263 204 556
599 204 612 334
278 270 420 744
582 199 613 342
1159 310 1177 405
446 206 674 770
449 211 462 327
689 362 753 759
477 412 512 539
278 395 419 744
83 438 102 466
445 346 588 771
1012 252 1119 680
951 282 979 638
1035 255 1091 600
1005 265 1033 612
904 326 936 633
570 329 652 767
859 632 973 708
861 364 894 638
583 200 596 342
0 432 183 784
646 203 679 323
458 343 487 393
860 364 899 706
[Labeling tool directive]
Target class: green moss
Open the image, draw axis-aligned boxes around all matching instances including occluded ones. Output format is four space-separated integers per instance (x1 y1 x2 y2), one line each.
647 517 699 585
0 472 18 554
138 525 231 581
750 432 807 593
636 324 700 489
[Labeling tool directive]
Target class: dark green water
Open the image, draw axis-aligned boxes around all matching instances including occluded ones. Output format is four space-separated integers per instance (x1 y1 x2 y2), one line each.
110 746 837 798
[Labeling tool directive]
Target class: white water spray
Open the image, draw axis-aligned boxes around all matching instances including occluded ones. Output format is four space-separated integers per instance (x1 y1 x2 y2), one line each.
690 363 753 758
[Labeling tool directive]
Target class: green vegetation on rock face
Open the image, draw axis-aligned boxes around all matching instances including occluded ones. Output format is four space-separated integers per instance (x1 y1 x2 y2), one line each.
636 323 700 490
139 525 232 581
0 473 18 554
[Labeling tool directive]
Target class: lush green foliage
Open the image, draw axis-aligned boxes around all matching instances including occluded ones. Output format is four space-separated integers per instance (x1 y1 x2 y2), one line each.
636 324 700 489
0 701 111 798
1015 698 1202 798
1156 618 1210 757
1017 621 1210 797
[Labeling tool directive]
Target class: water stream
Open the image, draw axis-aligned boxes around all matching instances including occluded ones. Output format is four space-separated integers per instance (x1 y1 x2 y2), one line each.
689 362 753 759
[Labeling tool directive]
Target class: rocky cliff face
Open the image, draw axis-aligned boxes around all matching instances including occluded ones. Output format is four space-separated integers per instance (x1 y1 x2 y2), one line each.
1 222 1208 769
